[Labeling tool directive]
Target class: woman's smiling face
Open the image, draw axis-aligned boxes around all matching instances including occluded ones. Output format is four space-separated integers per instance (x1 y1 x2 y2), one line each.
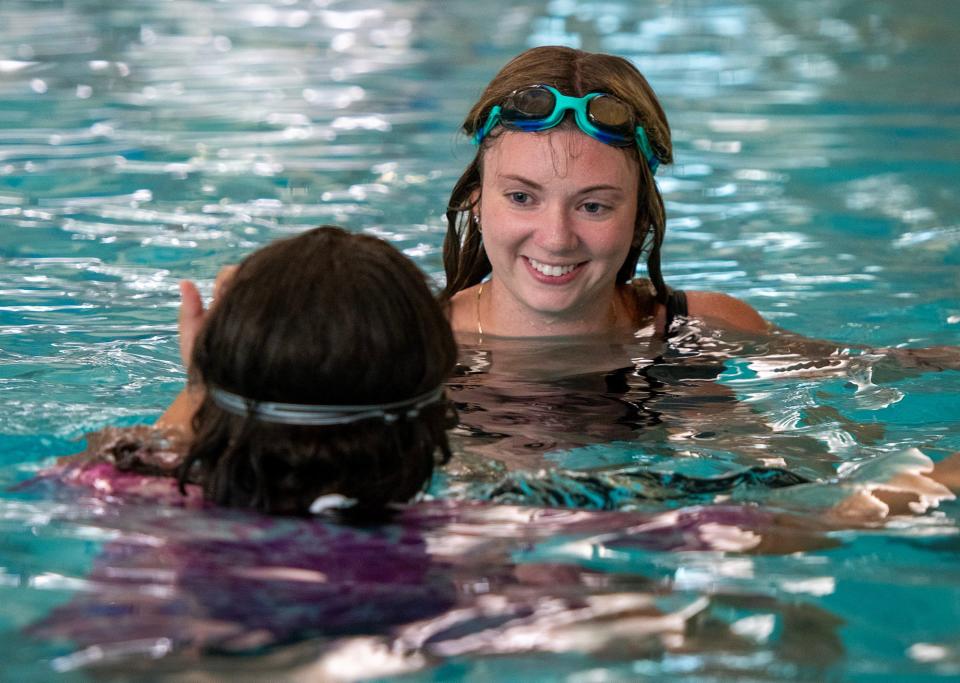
477 127 640 334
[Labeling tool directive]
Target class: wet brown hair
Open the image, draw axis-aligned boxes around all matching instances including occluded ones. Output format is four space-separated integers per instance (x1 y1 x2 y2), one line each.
441 45 673 302
178 226 458 517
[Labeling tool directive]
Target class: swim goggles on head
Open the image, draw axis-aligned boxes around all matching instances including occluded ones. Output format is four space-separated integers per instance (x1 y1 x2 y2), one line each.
474 84 660 175
209 385 447 426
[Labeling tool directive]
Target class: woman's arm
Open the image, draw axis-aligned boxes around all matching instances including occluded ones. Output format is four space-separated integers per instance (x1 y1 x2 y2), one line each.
683 290 960 375
685 291 769 333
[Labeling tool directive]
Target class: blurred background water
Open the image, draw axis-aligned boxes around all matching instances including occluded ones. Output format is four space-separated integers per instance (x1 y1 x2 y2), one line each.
1 0 959 680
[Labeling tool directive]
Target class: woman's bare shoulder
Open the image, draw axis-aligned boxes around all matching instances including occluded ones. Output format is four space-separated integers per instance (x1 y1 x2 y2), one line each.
686 290 768 333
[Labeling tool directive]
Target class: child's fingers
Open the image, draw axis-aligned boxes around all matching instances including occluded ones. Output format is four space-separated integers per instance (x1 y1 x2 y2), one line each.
178 280 205 369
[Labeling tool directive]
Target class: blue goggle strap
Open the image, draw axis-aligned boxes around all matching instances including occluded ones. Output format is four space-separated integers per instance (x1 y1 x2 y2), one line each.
634 126 659 175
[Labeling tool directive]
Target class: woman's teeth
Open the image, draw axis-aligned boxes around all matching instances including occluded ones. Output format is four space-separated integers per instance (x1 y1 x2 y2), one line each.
528 258 577 277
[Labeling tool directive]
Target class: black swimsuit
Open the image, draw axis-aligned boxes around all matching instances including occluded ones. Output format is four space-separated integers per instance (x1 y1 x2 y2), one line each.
629 280 688 337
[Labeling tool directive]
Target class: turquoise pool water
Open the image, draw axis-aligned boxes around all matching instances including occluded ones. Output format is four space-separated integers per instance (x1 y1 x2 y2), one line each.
1 0 959 680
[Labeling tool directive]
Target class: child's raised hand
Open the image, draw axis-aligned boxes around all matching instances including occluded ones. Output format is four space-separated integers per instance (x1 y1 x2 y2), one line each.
177 265 239 370
177 280 205 370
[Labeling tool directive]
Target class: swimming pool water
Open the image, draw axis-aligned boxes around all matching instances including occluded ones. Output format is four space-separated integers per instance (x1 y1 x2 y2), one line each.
1 0 959 680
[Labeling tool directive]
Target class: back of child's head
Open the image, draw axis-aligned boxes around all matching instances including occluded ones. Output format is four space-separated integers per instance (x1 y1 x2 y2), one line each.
179 226 458 516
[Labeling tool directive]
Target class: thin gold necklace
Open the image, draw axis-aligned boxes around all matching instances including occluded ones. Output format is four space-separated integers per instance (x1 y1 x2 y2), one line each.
476 281 632 337
476 281 484 336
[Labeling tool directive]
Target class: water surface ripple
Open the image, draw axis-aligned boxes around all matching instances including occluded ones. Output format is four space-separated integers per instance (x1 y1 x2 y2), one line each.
1 0 959 680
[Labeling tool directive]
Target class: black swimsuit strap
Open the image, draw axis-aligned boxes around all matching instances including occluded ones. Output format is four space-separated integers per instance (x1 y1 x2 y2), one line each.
664 288 688 335
628 280 687 338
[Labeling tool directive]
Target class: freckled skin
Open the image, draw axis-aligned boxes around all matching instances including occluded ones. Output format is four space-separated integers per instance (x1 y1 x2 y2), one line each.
469 129 639 336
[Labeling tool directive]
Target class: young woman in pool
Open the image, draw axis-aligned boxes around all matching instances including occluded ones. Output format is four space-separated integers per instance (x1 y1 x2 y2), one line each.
434 45 960 491
61 226 458 516
442 45 766 338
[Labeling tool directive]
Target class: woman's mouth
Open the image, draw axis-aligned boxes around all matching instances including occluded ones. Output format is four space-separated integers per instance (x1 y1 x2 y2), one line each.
524 257 584 284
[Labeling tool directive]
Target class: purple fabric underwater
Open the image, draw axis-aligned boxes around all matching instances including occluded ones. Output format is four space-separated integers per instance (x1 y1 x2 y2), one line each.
18 427 824 663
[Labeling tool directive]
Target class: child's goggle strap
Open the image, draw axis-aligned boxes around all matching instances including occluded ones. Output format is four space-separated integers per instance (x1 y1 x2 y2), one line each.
209 385 448 426
473 84 660 175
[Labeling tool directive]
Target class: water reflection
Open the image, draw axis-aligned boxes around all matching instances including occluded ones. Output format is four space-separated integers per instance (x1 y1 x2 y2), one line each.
1 0 959 679
445 330 861 487
11 485 844 678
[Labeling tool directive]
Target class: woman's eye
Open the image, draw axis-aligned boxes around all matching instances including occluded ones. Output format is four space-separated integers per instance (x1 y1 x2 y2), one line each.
509 192 530 204
582 202 606 214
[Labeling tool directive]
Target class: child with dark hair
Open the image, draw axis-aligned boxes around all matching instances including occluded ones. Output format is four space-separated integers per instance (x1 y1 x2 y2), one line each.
56 226 459 517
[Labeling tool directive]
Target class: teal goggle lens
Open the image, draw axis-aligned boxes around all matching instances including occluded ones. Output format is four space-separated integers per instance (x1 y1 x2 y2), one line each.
474 84 659 174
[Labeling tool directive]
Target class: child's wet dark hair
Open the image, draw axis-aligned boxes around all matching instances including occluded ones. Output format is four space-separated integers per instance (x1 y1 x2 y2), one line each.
178 226 458 516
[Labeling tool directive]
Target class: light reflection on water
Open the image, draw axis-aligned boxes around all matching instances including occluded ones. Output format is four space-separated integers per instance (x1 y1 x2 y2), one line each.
1 0 959 680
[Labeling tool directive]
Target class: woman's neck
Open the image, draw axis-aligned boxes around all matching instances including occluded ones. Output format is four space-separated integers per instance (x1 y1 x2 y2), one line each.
477 279 644 338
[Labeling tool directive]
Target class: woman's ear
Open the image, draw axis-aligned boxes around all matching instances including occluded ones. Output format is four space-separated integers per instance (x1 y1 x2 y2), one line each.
468 189 483 230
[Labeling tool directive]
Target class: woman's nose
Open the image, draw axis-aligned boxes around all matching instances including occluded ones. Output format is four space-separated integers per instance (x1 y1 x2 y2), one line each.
535 205 579 253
